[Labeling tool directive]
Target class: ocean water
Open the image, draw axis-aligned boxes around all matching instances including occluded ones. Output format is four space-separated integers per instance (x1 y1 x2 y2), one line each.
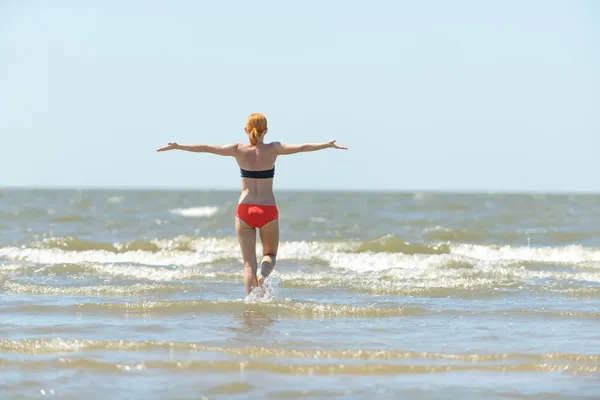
1 189 599 399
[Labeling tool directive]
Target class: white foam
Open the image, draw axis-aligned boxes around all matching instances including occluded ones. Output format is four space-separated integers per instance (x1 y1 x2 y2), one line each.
106 196 124 204
89 264 223 281
0 237 243 268
0 247 235 267
3 240 600 286
245 276 280 303
151 237 240 253
3 246 600 289
170 207 219 218
451 244 600 264
0 264 25 273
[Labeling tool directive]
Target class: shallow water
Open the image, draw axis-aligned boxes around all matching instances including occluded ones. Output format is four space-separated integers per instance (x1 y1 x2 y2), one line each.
1 189 599 399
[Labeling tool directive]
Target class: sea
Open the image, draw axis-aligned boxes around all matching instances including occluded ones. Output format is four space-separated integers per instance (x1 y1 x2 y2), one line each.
1 188 599 399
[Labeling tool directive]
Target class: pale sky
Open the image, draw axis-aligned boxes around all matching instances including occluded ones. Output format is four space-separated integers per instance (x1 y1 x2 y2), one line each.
1 0 598 192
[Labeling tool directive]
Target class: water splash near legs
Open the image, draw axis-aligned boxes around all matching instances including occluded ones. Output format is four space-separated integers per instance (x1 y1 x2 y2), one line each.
244 276 280 304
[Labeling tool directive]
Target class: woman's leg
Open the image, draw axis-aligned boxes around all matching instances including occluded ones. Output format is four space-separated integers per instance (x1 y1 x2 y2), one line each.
258 219 279 284
236 217 258 294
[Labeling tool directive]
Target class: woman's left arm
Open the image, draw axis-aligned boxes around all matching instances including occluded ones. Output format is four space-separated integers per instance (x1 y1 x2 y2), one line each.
157 142 240 156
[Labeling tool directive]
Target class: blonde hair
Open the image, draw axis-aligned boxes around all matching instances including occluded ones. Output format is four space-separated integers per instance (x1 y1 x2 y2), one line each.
246 113 267 146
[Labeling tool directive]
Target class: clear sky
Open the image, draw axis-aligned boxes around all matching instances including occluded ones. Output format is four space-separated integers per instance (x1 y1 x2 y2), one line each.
1 0 598 192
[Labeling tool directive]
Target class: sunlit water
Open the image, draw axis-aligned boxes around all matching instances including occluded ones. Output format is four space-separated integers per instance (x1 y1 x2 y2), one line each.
1 189 599 399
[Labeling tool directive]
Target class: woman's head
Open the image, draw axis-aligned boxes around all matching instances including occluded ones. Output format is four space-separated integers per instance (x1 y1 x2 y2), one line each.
245 113 268 146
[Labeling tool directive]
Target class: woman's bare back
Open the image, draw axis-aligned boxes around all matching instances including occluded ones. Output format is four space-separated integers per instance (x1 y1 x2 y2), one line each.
235 142 278 205
235 142 278 171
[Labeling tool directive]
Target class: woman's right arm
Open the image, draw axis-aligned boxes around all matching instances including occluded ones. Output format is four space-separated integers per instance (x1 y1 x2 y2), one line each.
156 142 240 156
274 140 347 155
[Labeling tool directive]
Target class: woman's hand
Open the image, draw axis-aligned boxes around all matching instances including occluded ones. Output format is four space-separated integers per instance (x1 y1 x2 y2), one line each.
156 142 180 152
328 140 347 150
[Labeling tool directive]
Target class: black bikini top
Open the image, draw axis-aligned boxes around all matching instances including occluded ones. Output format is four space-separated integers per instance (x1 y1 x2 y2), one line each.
240 166 275 179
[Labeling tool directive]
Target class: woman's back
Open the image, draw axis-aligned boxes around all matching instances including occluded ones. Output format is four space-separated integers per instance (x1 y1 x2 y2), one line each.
236 143 278 205
236 142 278 171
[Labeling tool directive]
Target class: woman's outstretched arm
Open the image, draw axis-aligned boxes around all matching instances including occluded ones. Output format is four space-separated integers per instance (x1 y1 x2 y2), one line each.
274 140 347 155
156 142 240 156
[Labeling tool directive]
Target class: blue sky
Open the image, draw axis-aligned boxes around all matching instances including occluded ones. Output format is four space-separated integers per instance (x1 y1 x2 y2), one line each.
1 0 598 192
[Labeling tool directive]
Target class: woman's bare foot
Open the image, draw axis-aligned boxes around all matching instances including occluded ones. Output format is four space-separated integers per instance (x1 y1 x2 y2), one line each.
257 274 266 296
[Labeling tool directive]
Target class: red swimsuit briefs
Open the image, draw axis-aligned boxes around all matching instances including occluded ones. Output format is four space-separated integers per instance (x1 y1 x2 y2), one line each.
235 204 278 229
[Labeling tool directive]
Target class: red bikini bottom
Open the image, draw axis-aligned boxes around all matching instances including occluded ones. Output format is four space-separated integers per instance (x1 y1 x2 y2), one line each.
235 204 279 228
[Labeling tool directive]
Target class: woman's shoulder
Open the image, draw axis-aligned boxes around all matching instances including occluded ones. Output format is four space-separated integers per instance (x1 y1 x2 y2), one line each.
239 142 281 152
264 141 283 150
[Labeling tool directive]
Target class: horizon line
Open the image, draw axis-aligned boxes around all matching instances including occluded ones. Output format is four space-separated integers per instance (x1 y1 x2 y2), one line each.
2 185 600 196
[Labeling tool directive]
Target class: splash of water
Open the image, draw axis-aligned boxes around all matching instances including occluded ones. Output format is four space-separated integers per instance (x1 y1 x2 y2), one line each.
244 276 280 304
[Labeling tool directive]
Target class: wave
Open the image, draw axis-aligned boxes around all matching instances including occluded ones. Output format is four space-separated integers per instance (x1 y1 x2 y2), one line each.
0 262 237 282
170 206 219 218
28 236 239 253
3 239 600 295
106 196 124 204
2 280 187 296
424 225 600 245
2 338 598 365
5 260 600 298
5 294 599 319
87 263 231 281
348 235 449 255
7 234 446 255
450 244 600 264
0 246 236 267
31 237 125 252
3 299 426 318
52 215 83 223
12 234 600 264
0 357 596 375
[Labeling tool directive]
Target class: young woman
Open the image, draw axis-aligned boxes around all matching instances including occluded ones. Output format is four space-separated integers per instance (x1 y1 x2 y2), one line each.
157 113 347 294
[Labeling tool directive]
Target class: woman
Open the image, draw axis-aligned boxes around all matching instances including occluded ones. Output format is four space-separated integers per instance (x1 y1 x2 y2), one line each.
157 113 347 294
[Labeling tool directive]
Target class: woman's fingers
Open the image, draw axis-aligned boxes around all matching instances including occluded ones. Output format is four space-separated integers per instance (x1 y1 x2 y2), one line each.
328 140 347 150
157 142 179 152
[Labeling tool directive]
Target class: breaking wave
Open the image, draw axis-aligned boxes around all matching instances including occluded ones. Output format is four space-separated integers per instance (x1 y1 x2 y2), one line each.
170 206 219 218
